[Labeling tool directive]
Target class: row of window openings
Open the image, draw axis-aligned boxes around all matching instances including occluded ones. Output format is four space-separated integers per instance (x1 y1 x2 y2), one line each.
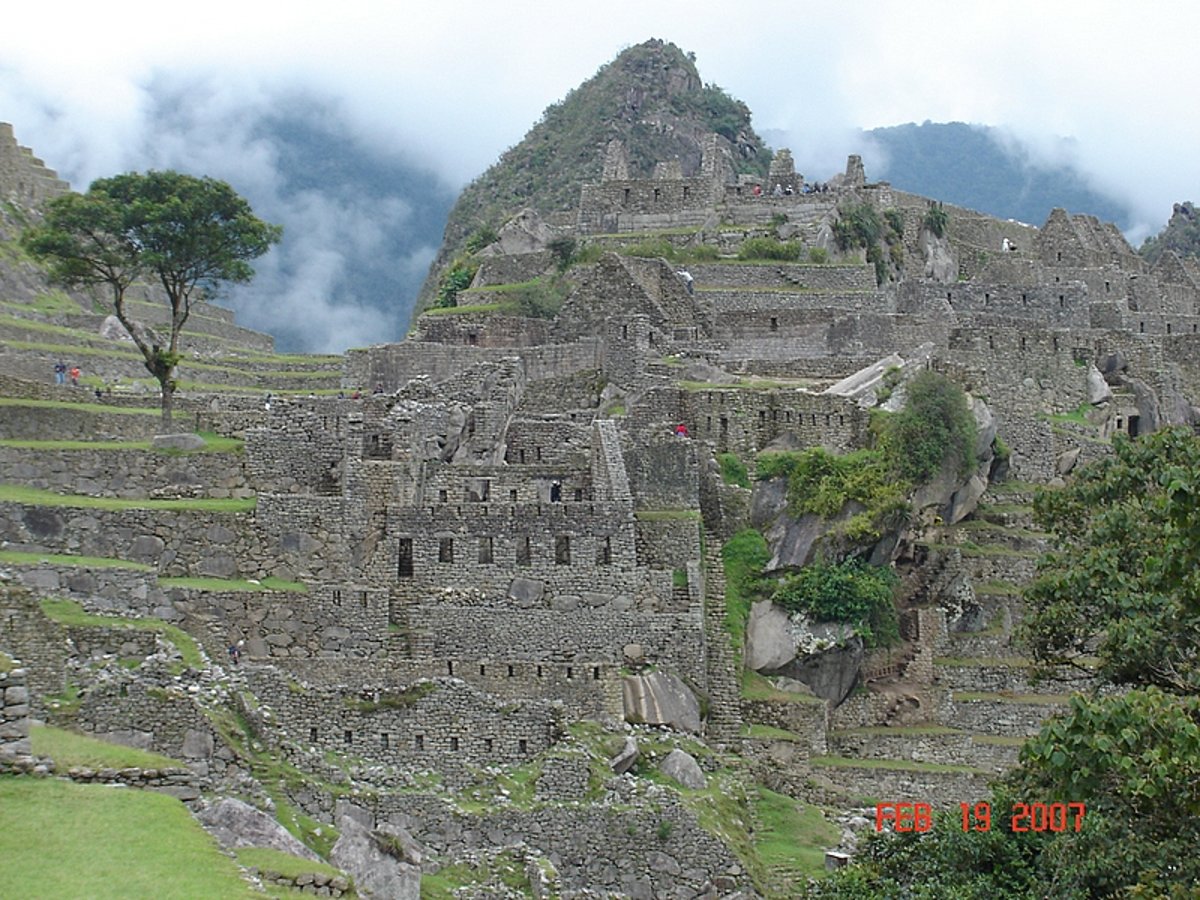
437 485 584 503
622 186 688 205
329 590 369 607
319 728 527 755
398 536 611 573
444 661 602 680
1139 322 1194 334
695 412 844 435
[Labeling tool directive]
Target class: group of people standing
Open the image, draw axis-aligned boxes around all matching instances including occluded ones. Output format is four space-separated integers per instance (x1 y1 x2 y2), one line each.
53 361 81 387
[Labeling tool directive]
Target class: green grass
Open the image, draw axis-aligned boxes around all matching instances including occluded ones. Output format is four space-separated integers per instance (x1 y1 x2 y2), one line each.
723 529 770 660
0 397 158 416
973 734 1028 747
39 598 204 669
952 690 1071 705
159 576 307 593
420 302 506 316
420 851 530 898
235 847 344 881
0 550 152 571
0 483 255 512
0 777 255 898
753 786 840 882
808 755 987 775
0 431 243 454
0 291 83 315
0 650 13 673
741 669 824 704
31 725 180 769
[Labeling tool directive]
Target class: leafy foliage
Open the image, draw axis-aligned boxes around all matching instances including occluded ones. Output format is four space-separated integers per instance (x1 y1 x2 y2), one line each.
1022 427 1200 693
833 203 904 284
435 256 480 308
923 200 949 238
876 370 978 483
721 529 772 656
771 559 899 646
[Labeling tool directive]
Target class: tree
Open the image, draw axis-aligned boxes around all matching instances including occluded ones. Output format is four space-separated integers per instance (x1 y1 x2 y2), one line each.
1022 426 1200 693
23 171 281 425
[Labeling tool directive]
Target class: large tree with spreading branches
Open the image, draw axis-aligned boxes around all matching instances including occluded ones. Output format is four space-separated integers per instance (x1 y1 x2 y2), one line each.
22 171 281 425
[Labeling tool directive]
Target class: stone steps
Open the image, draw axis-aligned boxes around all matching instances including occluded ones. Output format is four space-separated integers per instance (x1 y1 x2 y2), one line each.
702 535 742 742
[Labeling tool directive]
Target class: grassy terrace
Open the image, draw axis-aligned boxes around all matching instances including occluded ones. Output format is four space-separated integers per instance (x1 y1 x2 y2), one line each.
159 575 307 593
32 724 180 769
952 690 1071 705
0 778 255 898
0 333 341 380
808 755 988 775
39 598 203 668
0 397 158 416
0 431 243 453
0 550 152 571
0 484 255 512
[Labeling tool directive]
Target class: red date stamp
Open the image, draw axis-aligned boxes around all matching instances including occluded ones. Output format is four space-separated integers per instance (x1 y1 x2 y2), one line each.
874 801 1086 833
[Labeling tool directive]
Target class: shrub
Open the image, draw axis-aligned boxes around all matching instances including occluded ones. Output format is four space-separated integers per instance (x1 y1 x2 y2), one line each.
834 204 883 251
737 237 802 261
464 226 498 254
547 236 577 270
924 201 949 238
883 208 905 239
876 370 977 482
808 247 830 264
436 257 479 308
772 559 899 647
717 452 750 488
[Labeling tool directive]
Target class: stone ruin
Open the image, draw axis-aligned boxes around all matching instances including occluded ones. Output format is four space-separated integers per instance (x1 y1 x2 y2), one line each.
4 119 1200 896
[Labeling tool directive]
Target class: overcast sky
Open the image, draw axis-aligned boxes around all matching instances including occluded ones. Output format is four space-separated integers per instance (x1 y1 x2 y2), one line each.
4 0 1197 348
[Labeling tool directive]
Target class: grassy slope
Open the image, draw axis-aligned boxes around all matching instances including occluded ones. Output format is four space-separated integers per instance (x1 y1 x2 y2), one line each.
0 778 254 899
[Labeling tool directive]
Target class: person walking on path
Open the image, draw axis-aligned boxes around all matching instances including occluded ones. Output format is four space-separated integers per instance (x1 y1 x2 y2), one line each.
69 366 81 387
54 361 66 385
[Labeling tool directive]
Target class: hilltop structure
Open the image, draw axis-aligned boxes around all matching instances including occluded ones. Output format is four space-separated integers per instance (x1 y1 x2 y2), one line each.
3 89 1200 897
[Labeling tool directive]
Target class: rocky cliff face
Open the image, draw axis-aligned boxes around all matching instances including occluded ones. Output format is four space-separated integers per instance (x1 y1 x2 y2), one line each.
414 38 772 314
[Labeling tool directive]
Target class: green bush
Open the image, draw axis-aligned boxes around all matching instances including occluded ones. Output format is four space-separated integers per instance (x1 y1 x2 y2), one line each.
464 226 498 254
717 452 750 488
808 247 830 264
924 201 949 238
436 257 479 308
875 370 977 482
883 208 905 239
772 559 899 647
737 237 802 261
833 204 883 251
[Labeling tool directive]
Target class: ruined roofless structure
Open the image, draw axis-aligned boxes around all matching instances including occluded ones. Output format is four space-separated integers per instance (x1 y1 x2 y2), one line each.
5 116 1200 896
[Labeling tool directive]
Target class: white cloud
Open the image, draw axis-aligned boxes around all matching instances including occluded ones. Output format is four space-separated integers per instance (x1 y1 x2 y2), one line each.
4 1 1199 347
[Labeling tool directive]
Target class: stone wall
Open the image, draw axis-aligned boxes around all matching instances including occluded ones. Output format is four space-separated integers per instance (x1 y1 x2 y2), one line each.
0 122 70 209
0 650 31 757
246 671 565 787
0 502 277 579
374 791 752 897
0 446 250 499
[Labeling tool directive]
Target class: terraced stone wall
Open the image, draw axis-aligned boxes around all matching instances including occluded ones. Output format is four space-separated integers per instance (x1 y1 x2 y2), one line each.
0 446 250 499
374 792 752 898
0 503 273 579
248 673 564 787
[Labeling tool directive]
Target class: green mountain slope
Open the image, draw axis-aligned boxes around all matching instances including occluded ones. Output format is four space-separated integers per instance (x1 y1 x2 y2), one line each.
1140 201 1200 264
866 121 1132 229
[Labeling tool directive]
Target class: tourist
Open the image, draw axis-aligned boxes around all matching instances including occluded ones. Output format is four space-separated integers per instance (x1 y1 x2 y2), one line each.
677 269 694 296
773 183 784 197
674 423 689 438
228 643 241 666
69 365 80 387
752 184 762 198
550 481 562 502
54 361 66 385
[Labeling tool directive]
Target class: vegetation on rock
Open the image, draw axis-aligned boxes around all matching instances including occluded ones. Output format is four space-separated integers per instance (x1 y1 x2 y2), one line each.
771 559 899 647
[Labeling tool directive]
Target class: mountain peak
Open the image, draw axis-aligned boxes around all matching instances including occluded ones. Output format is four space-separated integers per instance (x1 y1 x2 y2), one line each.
416 41 771 312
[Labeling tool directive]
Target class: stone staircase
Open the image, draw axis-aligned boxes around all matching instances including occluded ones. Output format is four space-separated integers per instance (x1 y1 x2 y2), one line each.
702 534 742 743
